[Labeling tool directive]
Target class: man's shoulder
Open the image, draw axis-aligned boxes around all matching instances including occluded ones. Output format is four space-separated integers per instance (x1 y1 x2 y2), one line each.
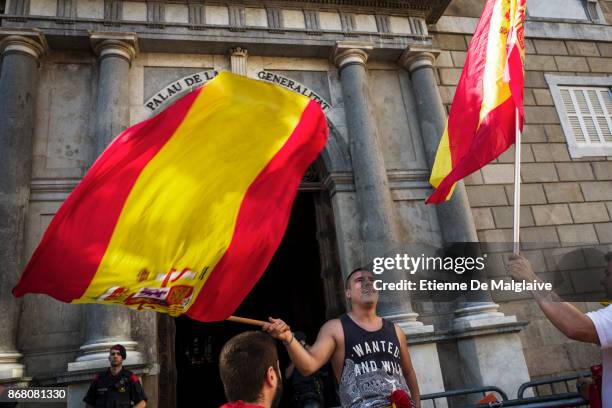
91 369 109 383
322 318 343 330
587 304 612 320
121 369 141 383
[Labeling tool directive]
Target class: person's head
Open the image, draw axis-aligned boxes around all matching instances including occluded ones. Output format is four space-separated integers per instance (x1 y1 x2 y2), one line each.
219 331 282 408
109 344 126 368
601 252 612 298
345 267 378 307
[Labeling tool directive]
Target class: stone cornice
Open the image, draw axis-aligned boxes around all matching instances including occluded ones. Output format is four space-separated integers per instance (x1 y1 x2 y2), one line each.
252 0 450 23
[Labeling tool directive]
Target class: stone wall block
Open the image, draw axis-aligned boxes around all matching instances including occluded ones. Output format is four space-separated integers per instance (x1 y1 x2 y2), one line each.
524 106 560 125
593 162 612 180
436 51 453 67
526 55 557 71
450 50 467 67
556 163 595 181
531 143 571 162
492 206 535 228
532 89 554 106
587 57 612 73
433 33 467 50
521 163 559 183
531 204 573 226
505 184 547 205
545 124 566 143
464 170 483 185
597 43 612 57
472 207 495 230
554 56 591 72
520 226 560 249
557 224 599 244
595 222 612 243
438 68 462 85
523 124 547 143
533 39 568 55
543 183 584 203
525 71 547 88
566 41 600 56
466 185 508 207
481 163 514 184
497 144 534 163
570 202 609 223
582 181 612 201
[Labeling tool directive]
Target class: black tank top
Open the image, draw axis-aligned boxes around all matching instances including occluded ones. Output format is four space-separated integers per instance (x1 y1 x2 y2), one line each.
338 314 410 408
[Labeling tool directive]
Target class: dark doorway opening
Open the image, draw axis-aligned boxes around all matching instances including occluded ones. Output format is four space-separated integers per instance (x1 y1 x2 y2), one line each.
175 192 336 407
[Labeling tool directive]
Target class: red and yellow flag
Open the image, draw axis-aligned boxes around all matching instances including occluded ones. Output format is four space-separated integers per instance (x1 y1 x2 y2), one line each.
13 71 328 322
426 0 526 204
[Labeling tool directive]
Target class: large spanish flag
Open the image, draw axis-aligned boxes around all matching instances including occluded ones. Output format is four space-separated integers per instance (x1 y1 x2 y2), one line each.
13 71 328 322
426 0 526 204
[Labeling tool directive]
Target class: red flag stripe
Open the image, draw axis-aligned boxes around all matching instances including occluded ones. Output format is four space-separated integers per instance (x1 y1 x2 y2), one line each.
13 88 202 301
447 0 497 166
426 97 515 204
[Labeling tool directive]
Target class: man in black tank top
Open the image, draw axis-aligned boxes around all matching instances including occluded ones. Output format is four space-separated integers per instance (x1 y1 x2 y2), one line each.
263 268 420 408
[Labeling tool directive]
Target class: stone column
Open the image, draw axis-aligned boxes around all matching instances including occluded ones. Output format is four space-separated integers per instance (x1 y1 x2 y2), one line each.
400 47 512 328
229 47 248 76
68 33 143 371
401 47 530 398
332 42 428 333
0 28 47 381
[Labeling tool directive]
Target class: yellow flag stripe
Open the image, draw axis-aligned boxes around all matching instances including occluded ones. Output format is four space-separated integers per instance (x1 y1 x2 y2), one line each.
76 72 310 312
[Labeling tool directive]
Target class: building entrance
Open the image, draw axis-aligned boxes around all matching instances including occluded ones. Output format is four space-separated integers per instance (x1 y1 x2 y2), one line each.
173 191 343 407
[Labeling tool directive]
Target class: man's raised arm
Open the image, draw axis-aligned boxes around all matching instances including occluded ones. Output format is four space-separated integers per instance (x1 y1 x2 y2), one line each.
263 317 336 376
508 254 599 344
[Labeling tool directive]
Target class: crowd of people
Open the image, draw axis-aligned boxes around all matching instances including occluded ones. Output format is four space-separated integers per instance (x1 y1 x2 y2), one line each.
85 250 612 408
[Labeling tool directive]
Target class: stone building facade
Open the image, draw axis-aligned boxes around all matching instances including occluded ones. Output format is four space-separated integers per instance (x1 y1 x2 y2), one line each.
0 0 610 407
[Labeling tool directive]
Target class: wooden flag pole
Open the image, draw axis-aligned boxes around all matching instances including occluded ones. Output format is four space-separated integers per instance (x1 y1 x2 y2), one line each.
227 315 268 327
513 107 522 255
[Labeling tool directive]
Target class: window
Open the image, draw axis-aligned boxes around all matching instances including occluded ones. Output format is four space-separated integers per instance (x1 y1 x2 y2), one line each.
546 74 612 158
527 0 605 23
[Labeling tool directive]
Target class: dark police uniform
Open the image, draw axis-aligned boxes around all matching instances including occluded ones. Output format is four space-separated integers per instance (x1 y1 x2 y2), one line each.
84 369 147 408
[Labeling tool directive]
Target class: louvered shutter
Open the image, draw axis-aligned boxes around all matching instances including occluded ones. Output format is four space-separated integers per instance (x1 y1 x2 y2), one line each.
559 86 612 147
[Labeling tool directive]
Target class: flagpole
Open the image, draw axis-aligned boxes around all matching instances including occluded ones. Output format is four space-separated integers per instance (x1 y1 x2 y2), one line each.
513 107 521 254
227 315 267 327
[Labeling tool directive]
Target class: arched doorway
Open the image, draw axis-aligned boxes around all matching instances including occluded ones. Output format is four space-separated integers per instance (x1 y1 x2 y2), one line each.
158 163 344 408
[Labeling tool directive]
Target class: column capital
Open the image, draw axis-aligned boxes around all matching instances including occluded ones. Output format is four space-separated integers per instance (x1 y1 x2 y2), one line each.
332 41 373 70
229 46 248 58
90 32 139 64
0 28 48 60
399 46 441 74
229 46 248 76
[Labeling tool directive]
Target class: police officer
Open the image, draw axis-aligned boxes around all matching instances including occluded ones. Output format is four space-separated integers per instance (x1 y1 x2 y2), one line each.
84 345 147 408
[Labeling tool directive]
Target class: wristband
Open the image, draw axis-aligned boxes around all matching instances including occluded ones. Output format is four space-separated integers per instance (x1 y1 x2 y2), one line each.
283 332 294 346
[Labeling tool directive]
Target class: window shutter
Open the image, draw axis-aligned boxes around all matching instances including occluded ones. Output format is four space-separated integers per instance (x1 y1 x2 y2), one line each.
558 86 612 147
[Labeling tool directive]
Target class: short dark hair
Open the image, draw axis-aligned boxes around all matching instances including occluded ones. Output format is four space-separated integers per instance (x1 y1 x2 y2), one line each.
219 331 279 403
110 344 126 360
345 267 372 289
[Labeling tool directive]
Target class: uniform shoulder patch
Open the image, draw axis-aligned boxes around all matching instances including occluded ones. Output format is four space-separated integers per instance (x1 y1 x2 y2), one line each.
130 373 139 383
91 373 100 383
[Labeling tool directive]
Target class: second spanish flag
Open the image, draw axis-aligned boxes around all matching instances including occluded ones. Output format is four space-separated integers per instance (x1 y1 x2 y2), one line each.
427 0 526 204
13 71 328 322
